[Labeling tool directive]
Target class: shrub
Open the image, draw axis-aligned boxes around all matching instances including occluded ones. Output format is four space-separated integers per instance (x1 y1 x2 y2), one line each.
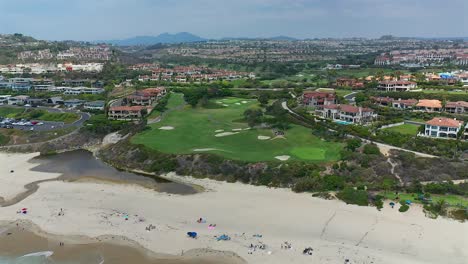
399 204 409 212
363 144 381 155
336 187 369 206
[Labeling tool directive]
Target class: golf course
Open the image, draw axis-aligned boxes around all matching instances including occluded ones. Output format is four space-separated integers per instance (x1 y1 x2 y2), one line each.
132 93 343 162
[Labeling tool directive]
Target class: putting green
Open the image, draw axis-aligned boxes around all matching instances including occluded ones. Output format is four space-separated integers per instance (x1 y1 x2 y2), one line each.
290 147 327 160
132 94 343 162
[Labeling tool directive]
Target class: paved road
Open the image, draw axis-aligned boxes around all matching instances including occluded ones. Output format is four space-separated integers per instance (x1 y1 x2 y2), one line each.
344 92 358 104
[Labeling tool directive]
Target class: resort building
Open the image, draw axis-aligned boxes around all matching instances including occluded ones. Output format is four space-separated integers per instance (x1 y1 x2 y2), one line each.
377 81 417 92
64 99 85 108
63 87 105 95
335 78 364 89
316 104 376 125
424 117 463 139
392 98 418 109
108 106 146 120
139 87 167 99
301 91 336 108
127 94 152 106
416 99 442 112
84 101 105 111
371 97 418 109
8 95 30 105
445 101 468 114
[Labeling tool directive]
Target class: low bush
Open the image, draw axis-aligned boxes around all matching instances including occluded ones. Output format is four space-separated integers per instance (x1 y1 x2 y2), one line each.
336 187 369 206
399 204 409 212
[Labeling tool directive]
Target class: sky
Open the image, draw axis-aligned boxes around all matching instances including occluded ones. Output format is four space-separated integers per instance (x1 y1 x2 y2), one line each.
0 0 467 41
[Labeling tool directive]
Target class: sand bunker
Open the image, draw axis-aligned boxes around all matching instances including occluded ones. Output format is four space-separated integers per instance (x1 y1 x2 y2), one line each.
215 130 224 133
222 104 229 107
235 103 241 105
258 136 271 140
241 101 248 104
215 132 239 137
275 155 290 161
193 148 218 152
232 128 243 131
243 128 251 130
159 126 175 130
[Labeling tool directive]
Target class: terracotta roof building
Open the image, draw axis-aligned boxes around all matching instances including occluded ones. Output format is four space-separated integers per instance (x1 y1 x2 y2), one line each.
377 81 417 92
316 104 376 124
417 99 442 112
301 91 336 108
108 106 147 120
424 117 463 139
445 101 468 114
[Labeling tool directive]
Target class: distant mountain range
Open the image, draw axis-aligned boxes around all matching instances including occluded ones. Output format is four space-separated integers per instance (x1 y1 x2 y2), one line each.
93 33 468 46
97 32 207 46
96 32 303 46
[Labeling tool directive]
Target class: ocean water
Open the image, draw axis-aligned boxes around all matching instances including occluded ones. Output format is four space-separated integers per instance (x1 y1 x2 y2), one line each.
0 251 104 264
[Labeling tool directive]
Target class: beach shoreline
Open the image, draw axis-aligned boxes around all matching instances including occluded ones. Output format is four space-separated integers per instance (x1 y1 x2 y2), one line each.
0 151 467 264
0 220 244 264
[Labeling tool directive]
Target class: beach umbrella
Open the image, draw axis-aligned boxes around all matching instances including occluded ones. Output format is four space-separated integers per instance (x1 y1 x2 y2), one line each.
389 202 395 206
21 208 27 211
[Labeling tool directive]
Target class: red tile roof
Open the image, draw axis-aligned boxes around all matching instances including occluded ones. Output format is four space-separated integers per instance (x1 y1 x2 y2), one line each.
417 99 442 108
426 117 463 128
445 101 468 108
323 104 373 113
303 91 336 99
378 80 416 85
396 99 418 106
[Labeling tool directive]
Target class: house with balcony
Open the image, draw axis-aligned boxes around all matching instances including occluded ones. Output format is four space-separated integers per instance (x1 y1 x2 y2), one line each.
335 78 364 89
84 101 105 111
423 117 463 139
377 81 417 92
445 101 468 114
108 106 146 120
392 98 418 109
316 104 376 125
8 95 30 105
301 91 336 108
9 78 33 91
416 99 442 112
127 94 152 106
64 99 85 108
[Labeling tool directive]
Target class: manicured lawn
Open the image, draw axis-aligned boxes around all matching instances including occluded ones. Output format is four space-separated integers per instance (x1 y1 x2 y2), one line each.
418 89 468 95
0 107 24 118
132 94 343 162
0 107 78 123
384 124 421 135
381 192 468 207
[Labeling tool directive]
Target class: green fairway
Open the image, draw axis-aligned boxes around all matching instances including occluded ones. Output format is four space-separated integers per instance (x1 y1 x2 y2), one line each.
132 94 343 162
384 124 421 135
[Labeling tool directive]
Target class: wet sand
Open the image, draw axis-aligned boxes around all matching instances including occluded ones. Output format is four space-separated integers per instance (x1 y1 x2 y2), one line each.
0 222 245 264
30 150 198 195
0 150 197 207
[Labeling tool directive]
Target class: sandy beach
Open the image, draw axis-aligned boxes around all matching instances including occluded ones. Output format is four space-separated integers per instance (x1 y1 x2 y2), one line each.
0 152 467 264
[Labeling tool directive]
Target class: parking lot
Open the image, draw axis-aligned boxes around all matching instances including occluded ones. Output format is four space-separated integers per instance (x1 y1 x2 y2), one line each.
0 105 90 132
